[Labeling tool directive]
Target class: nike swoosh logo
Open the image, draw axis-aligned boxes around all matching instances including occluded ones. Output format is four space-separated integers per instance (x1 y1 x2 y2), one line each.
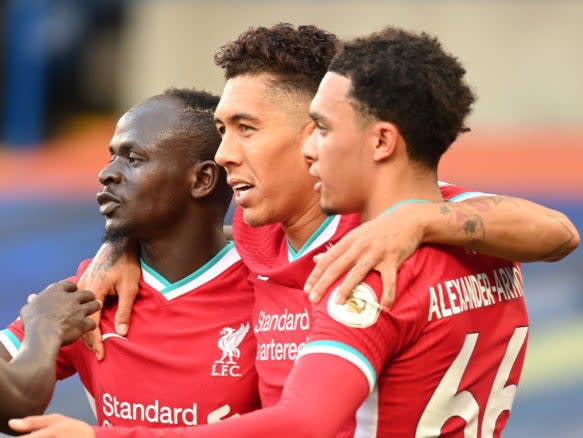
257 275 270 281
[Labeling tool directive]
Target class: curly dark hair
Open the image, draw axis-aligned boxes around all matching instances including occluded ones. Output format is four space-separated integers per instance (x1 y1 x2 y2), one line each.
214 23 339 96
161 87 231 213
329 27 476 168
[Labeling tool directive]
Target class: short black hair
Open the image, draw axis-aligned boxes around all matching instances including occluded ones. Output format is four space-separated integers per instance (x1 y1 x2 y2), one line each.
214 23 339 96
329 27 476 168
161 88 231 215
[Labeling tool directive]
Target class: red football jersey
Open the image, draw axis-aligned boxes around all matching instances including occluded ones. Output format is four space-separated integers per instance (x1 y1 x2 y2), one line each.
233 182 488 407
301 245 528 437
0 242 260 428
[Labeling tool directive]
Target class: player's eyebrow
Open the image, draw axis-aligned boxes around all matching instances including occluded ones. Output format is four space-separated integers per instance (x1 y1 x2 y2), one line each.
108 141 140 156
214 113 261 125
309 111 329 124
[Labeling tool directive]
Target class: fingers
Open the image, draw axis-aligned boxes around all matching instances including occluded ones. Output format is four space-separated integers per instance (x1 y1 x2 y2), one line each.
82 317 98 334
81 310 104 361
333 261 374 304
307 245 365 303
81 299 102 317
57 280 78 293
76 290 97 304
84 328 104 361
114 281 138 337
9 414 63 432
304 247 340 296
379 266 397 309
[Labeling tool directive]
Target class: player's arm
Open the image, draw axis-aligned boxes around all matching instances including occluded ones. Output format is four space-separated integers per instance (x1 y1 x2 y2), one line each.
10 354 368 438
0 281 99 434
305 194 580 307
78 239 140 360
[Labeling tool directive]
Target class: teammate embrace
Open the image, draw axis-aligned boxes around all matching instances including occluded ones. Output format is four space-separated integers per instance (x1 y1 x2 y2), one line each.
3 23 580 438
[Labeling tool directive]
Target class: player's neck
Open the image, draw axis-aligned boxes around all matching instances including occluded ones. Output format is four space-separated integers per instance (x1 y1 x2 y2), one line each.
139 218 227 283
282 196 328 253
361 166 442 222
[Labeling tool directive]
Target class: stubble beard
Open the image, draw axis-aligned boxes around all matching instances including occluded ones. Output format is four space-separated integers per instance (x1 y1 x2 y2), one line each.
103 225 131 244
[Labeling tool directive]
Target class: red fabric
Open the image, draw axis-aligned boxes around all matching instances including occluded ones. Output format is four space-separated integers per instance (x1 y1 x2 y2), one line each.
94 354 367 438
3 249 261 429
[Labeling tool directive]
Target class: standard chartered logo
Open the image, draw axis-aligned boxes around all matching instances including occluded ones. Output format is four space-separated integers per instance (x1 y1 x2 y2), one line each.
101 393 237 426
254 307 311 362
254 307 310 333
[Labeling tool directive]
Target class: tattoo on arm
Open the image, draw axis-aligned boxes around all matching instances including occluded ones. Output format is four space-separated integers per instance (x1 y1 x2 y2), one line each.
489 195 521 209
86 242 126 281
440 205 450 215
464 219 478 234
462 214 485 239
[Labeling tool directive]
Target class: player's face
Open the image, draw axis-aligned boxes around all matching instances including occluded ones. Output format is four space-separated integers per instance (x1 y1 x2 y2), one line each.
97 97 194 241
214 73 318 227
303 72 373 215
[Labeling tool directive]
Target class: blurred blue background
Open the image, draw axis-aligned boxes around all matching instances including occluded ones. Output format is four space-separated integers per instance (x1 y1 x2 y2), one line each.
0 1 582 436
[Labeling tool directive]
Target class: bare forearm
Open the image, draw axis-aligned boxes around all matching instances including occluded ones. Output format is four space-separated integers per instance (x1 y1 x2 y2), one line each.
0 331 59 434
424 196 580 262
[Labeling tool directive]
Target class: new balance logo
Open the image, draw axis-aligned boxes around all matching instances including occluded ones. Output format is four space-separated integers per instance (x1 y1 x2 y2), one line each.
211 323 250 377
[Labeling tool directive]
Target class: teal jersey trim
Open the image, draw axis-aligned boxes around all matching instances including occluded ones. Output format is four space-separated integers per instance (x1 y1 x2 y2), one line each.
381 199 431 216
0 328 21 350
448 191 485 202
141 241 235 295
300 339 377 390
140 260 171 288
287 215 336 261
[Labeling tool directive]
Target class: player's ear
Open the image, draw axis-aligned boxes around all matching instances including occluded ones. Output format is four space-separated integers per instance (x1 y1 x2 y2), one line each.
189 160 219 199
371 121 399 162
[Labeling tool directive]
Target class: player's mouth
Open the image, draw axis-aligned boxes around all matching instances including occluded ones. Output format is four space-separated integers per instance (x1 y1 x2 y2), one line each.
228 179 256 207
97 191 122 216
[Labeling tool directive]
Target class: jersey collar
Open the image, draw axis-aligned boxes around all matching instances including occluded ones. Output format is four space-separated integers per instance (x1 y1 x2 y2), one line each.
141 241 240 300
287 215 341 262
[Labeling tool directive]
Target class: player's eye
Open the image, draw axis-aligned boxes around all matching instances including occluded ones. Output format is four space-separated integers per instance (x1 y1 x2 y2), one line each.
216 125 226 136
239 124 256 135
315 122 328 134
128 152 143 165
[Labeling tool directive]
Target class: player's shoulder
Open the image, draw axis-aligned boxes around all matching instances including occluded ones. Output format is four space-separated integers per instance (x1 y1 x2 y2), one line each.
438 181 495 202
400 244 517 290
323 270 383 330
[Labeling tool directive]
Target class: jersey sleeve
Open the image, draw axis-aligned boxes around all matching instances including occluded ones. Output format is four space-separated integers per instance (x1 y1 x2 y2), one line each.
438 181 496 202
0 319 77 380
299 262 428 393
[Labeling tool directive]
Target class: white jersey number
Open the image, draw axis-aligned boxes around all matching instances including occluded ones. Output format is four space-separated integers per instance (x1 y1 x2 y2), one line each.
416 327 528 438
